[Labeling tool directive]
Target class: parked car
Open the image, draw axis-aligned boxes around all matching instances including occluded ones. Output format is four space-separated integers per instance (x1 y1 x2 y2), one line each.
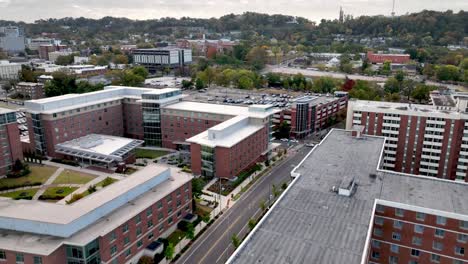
306 143 315 147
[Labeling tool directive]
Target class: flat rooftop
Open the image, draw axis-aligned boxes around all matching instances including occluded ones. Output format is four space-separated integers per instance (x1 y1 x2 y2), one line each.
163 101 278 119
24 86 154 113
350 99 467 118
187 116 264 148
0 107 15 115
229 130 468 264
0 165 192 255
55 134 144 163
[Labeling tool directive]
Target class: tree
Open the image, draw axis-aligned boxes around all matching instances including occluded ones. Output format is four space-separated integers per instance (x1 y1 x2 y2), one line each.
231 234 241 248
1 82 12 96
384 77 400 94
246 46 268 70
233 44 249 61
248 218 257 230
273 121 291 139
259 199 267 212
20 65 36 82
436 65 460 81
384 93 401 102
313 77 335 93
114 54 129 64
120 71 145 87
164 243 175 260
381 61 391 76
132 66 149 79
181 80 193 89
237 75 254 89
195 78 205 90
192 178 205 198
55 54 75 65
186 223 195 239
412 84 435 103
341 77 356 91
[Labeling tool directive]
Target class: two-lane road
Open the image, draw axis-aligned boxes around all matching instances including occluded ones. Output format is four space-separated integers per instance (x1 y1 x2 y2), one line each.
176 146 310 264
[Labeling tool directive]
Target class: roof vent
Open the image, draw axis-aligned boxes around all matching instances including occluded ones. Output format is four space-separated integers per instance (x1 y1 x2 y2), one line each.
338 176 356 197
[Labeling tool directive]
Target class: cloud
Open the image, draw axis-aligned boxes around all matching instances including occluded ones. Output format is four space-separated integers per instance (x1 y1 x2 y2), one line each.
0 0 464 22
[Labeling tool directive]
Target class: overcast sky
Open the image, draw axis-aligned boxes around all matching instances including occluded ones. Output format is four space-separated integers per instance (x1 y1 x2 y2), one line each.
0 0 465 23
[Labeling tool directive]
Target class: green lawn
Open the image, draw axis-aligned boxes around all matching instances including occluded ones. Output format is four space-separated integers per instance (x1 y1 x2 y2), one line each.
0 188 40 200
0 165 58 189
135 149 170 159
167 229 186 245
52 170 96 185
39 187 78 201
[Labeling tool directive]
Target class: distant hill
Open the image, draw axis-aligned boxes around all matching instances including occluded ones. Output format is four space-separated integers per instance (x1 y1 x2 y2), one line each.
0 10 466 47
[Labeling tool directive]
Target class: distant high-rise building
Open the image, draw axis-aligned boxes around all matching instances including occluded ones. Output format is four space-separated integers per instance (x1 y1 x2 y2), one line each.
339 6 344 23
0 26 25 53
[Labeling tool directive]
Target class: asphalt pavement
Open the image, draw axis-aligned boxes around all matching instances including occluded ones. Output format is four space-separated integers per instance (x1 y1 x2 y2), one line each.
176 146 310 264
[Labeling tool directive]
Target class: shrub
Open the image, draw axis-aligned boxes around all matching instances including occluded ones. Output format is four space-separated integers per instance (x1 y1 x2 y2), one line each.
66 193 85 204
87 185 97 194
101 177 115 187
0 182 41 192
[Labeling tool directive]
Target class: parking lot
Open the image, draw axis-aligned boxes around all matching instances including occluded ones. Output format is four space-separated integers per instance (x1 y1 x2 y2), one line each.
184 87 315 109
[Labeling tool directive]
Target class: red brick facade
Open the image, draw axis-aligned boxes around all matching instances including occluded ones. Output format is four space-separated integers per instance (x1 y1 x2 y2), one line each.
0 182 193 264
367 51 411 64
368 204 468 264
0 122 23 176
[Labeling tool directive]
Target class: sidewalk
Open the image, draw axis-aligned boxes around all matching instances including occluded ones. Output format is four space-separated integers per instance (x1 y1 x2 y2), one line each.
32 167 64 200
56 174 110 204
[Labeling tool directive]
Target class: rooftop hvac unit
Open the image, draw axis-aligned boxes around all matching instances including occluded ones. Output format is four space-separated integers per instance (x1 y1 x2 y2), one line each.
338 176 356 197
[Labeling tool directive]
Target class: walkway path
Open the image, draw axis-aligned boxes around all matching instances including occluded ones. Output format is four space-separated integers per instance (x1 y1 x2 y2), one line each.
32 167 64 200
56 174 109 204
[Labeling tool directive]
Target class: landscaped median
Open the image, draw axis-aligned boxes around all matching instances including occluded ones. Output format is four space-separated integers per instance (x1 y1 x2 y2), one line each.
135 148 170 159
66 177 118 204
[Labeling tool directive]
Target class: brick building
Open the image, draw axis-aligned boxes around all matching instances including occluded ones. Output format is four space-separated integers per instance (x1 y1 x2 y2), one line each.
15 82 45 100
281 94 348 139
23 87 278 179
228 129 468 264
367 51 411 64
0 108 23 176
38 44 68 60
346 96 468 181
0 164 193 264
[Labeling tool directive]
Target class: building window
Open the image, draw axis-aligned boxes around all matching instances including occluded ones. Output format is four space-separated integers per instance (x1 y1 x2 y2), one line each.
395 208 404 217
374 228 383 237
137 239 143 248
409 261 419 264
433 241 443 251
147 219 153 228
168 217 173 224
123 223 129 233
393 220 403 229
453 260 465 264
124 236 130 245
431 254 440 263
110 231 117 242
389 256 398 264
371 240 380 248
16 253 24 263
148 232 154 240
416 212 426 221
157 201 163 209
371 251 380 259
136 215 142 224
411 249 420 257
435 229 445 238
158 212 164 220
392 232 401 241
110 245 117 256
436 216 446 225
412 237 422 246
461 221 468 230
374 217 384 226
33 257 42 264
390 244 399 253
0 251 6 260
455 246 465 256
147 208 153 217
414 225 424 234
125 249 131 258
136 227 142 237
458 233 468 243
